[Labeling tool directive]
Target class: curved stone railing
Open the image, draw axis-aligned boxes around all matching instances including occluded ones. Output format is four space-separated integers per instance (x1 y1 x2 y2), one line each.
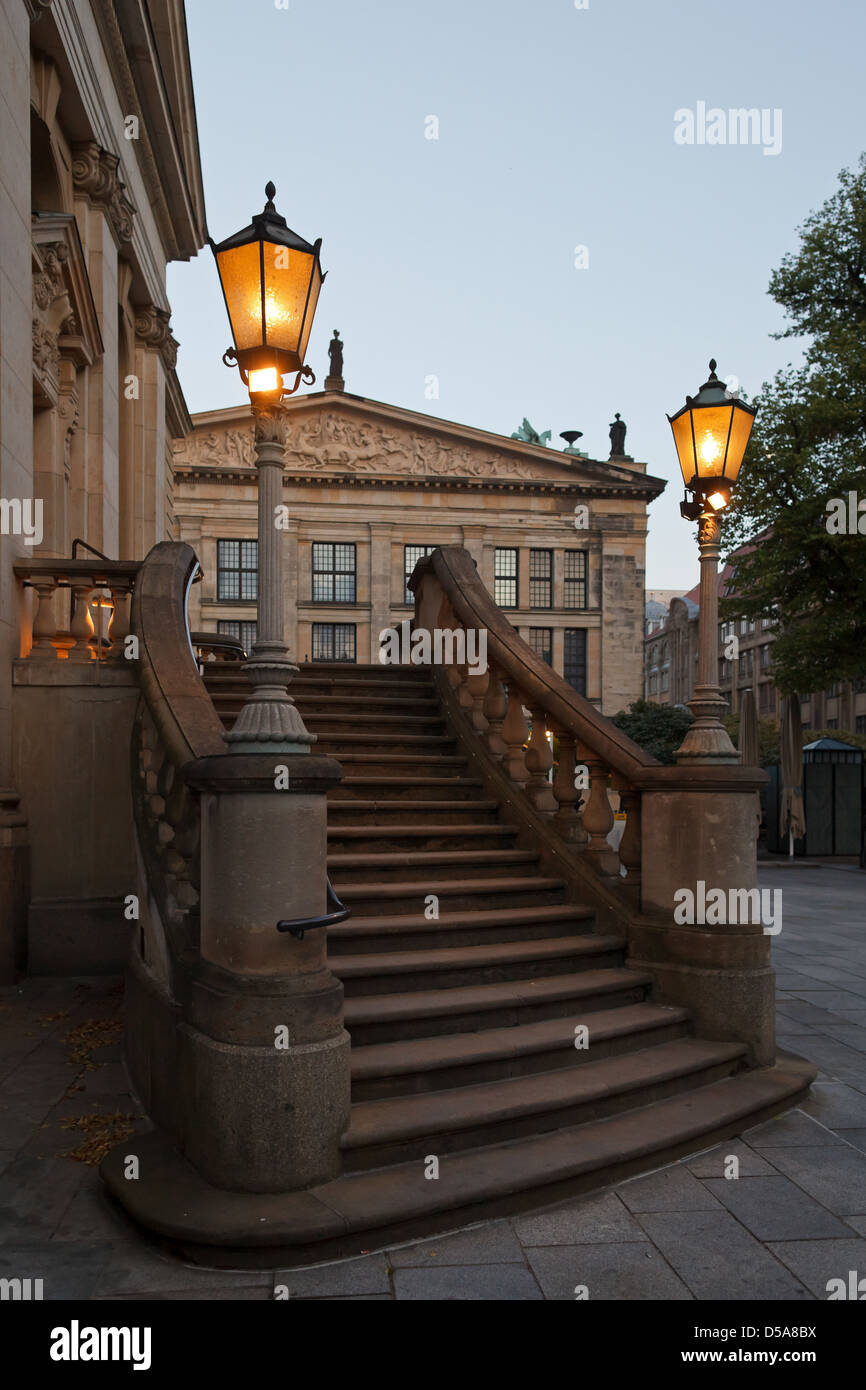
410 545 656 901
130 543 226 986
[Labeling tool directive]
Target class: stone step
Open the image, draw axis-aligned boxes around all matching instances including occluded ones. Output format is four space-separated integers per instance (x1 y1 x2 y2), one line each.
327 902 596 954
330 777 485 802
305 713 447 734
341 1038 748 1170
350 1001 689 1099
333 875 568 916
328 847 540 885
334 933 622 997
314 733 460 756
105 1058 816 1265
332 752 469 768
327 824 520 854
342 966 652 1044
325 798 503 825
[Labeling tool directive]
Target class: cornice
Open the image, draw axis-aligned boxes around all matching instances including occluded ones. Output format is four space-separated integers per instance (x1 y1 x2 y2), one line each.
71 141 135 245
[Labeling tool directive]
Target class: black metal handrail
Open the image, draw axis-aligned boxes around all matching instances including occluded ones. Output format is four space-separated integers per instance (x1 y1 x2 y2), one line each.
276 878 351 940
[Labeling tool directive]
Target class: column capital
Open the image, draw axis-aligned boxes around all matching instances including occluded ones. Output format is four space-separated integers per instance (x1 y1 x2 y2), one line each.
134 303 178 371
71 141 135 244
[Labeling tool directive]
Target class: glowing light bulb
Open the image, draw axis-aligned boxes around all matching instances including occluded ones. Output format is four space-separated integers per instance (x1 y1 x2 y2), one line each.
699 431 722 466
248 366 280 395
707 490 728 511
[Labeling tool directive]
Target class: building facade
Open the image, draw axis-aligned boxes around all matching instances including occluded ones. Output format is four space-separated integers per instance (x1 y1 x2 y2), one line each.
0 0 206 977
174 381 666 717
644 565 866 733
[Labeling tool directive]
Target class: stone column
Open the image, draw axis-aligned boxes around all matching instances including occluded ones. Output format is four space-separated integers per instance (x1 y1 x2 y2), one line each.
368 522 393 661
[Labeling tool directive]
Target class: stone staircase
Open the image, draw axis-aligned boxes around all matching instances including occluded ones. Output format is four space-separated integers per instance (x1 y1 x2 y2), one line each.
184 658 810 1260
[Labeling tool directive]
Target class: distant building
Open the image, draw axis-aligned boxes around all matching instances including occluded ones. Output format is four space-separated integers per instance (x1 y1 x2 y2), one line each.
644 546 866 732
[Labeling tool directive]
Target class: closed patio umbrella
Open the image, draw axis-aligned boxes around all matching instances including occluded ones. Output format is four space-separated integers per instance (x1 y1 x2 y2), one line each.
739 688 762 837
779 694 806 857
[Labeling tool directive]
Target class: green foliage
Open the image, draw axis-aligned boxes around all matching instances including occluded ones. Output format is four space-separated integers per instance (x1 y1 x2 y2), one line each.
720 154 866 694
722 713 781 766
612 699 693 765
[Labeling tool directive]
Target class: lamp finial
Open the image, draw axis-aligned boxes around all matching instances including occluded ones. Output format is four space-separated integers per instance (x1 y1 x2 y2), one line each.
264 181 276 209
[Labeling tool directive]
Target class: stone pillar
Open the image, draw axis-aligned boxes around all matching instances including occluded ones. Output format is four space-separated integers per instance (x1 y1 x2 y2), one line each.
180 752 349 1192
632 765 774 1065
676 510 738 763
368 522 393 661
0 790 28 983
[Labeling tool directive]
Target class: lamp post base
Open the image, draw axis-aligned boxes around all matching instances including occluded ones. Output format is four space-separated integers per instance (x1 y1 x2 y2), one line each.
224 644 315 755
676 686 738 764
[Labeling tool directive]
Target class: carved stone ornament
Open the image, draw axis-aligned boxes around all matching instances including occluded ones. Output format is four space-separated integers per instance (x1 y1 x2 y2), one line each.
134 304 179 371
252 403 288 448
71 141 135 244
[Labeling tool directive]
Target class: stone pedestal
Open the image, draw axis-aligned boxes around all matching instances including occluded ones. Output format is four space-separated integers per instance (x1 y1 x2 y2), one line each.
0 789 28 982
177 751 350 1192
631 766 774 1065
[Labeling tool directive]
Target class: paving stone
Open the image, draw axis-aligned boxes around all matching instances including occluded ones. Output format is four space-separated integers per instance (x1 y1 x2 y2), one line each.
0 1154 86 1242
745 1109 846 1147
703 1175 851 1241
786 990 866 1012
273 1253 391 1297
105 1286 273 1301
802 1082 866 1130
756 1146 866 1216
618 1165 722 1213
0 1241 115 1299
842 1214 866 1236
392 1263 542 1300
838 1131 866 1154
635 1210 813 1300
525 1241 692 1300
514 1191 648 1245
685 1139 778 1178
388 1219 524 1265
51 1178 145 1247
92 1243 270 1296
767 1238 866 1299
813 1025 866 1055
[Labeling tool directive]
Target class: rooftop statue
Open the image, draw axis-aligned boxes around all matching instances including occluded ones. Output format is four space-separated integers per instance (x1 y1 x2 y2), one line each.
609 412 627 457
510 418 551 447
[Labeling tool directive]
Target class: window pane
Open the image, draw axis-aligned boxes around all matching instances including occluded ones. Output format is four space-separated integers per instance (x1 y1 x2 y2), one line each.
564 550 587 609
404 545 436 603
564 629 587 694
529 627 552 665
312 542 355 603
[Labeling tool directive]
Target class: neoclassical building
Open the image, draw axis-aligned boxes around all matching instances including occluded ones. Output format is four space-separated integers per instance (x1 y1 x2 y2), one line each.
0 0 205 978
175 370 665 716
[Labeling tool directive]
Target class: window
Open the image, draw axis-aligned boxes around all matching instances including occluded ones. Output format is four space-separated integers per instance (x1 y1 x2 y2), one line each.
217 620 257 652
759 682 775 713
826 682 841 698
738 649 754 677
404 545 437 604
739 617 755 635
494 548 518 608
217 539 257 601
529 550 552 608
312 542 356 603
528 628 552 665
856 716 866 735
759 644 772 669
826 718 838 730
564 550 588 609
312 623 356 663
564 629 587 694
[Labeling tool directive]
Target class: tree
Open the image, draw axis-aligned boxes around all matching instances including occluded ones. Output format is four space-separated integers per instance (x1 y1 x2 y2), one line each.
720 155 866 694
612 699 693 765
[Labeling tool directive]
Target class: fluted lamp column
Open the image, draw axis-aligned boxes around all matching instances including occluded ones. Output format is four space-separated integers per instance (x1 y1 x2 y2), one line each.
225 403 314 753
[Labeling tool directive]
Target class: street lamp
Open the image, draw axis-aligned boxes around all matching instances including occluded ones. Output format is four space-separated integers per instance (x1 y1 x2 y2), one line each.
210 183 324 752
668 359 756 764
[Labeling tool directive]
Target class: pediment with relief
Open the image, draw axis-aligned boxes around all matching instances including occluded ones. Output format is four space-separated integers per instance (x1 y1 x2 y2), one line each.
176 399 652 491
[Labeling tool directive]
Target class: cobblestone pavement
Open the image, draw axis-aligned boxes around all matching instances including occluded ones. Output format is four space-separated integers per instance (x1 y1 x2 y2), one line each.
1 866 865 1300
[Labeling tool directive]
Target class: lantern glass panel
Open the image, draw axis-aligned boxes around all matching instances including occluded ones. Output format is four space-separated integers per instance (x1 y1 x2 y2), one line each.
691 403 735 483
215 242 264 352
262 243 316 353
297 260 323 363
670 410 696 487
724 403 755 483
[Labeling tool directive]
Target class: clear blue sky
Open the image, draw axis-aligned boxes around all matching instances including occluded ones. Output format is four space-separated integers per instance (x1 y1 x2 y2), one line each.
168 0 866 590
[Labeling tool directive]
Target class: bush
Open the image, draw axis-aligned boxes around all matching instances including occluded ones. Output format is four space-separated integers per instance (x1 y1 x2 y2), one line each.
611 700 693 765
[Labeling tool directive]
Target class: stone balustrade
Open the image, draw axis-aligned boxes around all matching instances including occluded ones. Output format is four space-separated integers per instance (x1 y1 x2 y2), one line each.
14 558 140 662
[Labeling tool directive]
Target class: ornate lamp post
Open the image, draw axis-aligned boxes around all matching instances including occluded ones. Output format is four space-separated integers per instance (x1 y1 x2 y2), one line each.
210 183 325 751
667 359 757 763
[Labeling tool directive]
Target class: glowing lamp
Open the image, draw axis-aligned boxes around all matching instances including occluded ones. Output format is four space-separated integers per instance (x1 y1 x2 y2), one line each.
667 359 756 504
211 182 325 398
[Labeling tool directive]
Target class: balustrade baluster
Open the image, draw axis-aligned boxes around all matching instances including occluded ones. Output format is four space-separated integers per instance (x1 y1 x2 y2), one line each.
581 753 620 879
29 579 60 660
501 684 530 786
483 667 507 759
67 582 94 663
551 729 587 844
465 666 489 732
525 709 556 813
617 787 642 894
106 581 133 661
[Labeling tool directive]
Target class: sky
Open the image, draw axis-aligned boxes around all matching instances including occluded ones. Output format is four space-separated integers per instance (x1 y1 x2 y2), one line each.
168 0 866 590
